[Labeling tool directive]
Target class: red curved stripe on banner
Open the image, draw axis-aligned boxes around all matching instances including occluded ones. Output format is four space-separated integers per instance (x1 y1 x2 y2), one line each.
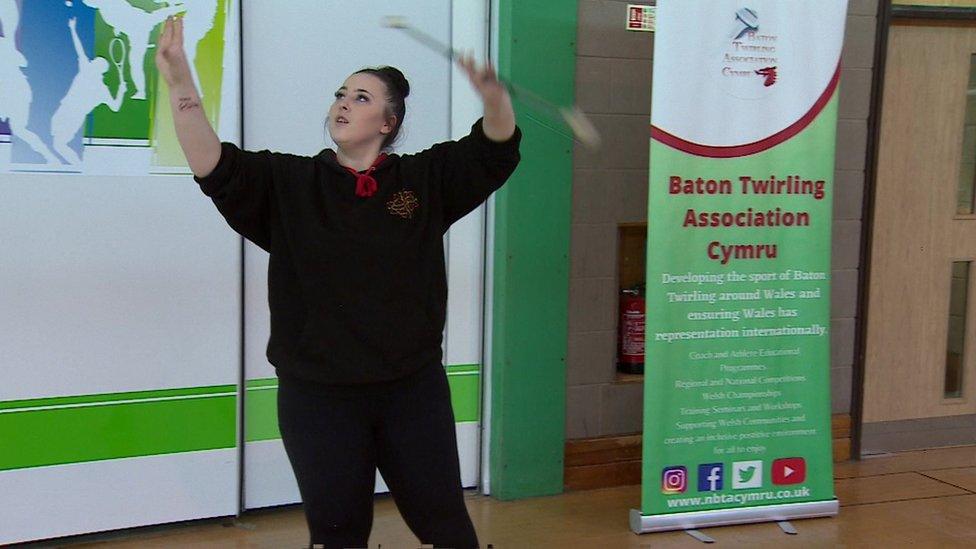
650 62 842 159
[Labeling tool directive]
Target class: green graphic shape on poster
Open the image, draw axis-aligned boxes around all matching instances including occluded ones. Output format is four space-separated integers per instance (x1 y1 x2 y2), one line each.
85 0 228 167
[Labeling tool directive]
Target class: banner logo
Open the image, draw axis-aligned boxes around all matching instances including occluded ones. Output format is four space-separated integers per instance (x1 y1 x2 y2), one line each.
732 460 763 489
730 7 758 40
755 66 778 87
698 463 725 492
772 457 806 485
718 6 783 99
662 466 688 493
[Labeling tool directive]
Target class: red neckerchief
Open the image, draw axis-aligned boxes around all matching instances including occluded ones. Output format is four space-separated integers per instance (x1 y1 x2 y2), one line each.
342 153 388 198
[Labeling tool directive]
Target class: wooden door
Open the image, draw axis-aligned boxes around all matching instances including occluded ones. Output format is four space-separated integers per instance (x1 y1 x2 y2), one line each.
864 21 976 428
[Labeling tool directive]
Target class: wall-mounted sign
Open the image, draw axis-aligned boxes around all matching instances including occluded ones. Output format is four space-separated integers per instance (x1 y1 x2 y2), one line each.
627 4 656 32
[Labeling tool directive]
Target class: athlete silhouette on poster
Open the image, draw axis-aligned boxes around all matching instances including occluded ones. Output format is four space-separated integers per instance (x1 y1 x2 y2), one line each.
0 0 229 173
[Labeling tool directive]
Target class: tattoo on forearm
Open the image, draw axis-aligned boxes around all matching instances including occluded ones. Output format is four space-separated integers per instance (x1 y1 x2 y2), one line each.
178 96 200 112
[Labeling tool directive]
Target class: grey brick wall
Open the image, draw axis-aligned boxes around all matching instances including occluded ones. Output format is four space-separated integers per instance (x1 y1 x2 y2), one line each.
566 0 879 440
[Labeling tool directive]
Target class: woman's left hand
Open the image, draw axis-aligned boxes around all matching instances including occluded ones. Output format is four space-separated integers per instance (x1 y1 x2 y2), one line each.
457 54 516 142
457 54 510 108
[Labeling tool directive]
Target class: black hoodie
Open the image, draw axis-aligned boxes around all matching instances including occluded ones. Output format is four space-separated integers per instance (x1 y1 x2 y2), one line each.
195 118 521 384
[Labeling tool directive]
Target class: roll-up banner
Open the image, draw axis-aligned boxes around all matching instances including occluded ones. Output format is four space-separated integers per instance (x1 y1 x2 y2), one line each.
633 0 847 533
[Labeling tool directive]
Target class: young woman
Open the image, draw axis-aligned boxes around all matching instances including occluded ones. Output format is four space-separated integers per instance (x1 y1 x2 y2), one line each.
155 15 520 549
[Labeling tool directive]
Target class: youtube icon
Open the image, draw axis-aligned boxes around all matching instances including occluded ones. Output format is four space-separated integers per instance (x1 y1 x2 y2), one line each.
772 458 806 485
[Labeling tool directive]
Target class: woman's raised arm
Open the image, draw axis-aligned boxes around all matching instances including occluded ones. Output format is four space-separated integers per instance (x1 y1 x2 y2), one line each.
154 15 221 178
456 54 516 142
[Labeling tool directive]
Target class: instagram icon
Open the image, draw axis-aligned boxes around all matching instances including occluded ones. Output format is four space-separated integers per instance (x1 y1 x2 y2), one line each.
661 466 687 494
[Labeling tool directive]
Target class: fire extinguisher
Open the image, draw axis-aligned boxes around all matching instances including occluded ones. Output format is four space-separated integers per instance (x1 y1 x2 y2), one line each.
618 284 645 374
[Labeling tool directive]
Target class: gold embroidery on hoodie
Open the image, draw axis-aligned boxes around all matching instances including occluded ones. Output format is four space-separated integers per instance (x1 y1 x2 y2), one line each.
387 190 420 219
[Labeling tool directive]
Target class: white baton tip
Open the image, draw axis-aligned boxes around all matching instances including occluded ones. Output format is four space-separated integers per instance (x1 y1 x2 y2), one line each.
562 107 602 149
381 15 410 29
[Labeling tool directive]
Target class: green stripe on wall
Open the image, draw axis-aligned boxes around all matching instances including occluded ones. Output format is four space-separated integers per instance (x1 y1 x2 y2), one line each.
244 382 279 443
0 384 235 411
0 388 235 472
245 365 482 443
246 378 279 389
0 365 480 470
447 365 481 423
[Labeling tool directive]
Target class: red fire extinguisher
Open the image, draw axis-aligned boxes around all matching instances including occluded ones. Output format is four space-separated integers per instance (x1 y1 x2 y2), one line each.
618 284 645 374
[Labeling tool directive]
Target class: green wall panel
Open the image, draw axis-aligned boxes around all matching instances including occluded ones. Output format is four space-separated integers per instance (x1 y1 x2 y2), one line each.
491 0 576 500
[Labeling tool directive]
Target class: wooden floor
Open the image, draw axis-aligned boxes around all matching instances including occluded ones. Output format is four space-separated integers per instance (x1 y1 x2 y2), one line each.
41 446 976 548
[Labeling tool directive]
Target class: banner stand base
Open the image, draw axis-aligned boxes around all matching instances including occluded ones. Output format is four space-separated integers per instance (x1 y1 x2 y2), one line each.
777 520 798 535
684 529 716 543
630 500 839 534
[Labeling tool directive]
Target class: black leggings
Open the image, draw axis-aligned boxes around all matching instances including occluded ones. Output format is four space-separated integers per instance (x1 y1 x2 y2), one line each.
276 362 479 549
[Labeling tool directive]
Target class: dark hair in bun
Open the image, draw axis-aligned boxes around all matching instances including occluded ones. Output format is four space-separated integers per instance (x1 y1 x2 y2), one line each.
355 66 410 149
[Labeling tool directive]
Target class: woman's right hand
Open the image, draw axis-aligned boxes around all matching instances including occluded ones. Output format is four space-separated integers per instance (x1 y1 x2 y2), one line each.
155 16 193 89
155 14 221 178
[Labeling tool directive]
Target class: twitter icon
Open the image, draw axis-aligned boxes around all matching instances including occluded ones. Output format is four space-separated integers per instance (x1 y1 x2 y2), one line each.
732 460 763 489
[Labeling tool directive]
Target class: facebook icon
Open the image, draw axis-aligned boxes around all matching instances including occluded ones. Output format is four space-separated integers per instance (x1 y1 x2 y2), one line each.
698 463 724 492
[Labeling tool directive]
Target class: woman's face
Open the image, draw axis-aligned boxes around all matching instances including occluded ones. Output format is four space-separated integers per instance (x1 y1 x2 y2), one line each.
327 73 394 150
